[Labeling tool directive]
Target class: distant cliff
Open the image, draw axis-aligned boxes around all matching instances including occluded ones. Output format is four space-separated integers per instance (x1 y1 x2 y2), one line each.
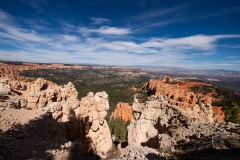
0 62 137 72
110 102 132 122
142 76 225 122
0 62 86 72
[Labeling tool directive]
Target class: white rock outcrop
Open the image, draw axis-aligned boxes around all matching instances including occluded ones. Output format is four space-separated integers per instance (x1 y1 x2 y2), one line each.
128 95 240 152
0 77 113 158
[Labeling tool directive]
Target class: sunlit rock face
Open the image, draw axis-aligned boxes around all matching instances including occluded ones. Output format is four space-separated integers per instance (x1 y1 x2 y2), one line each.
0 77 113 158
110 102 132 122
79 91 112 158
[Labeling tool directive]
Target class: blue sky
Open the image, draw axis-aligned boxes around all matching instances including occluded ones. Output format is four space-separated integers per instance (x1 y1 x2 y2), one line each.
0 0 240 70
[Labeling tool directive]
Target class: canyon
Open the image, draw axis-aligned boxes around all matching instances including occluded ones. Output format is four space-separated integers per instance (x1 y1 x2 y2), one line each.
0 63 240 159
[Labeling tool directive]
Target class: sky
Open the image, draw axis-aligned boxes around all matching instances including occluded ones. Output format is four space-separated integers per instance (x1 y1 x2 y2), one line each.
0 0 240 70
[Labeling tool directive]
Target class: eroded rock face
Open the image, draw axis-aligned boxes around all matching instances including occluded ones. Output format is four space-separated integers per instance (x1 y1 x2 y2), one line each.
0 78 11 95
110 102 132 122
127 95 240 153
142 76 221 123
0 78 27 109
212 106 225 122
0 77 113 158
79 91 112 158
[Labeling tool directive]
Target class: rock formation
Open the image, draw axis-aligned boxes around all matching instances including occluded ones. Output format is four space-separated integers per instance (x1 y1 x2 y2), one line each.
143 76 223 122
78 91 112 157
118 143 165 160
127 95 240 154
212 106 225 122
110 102 132 122
0 77 113 158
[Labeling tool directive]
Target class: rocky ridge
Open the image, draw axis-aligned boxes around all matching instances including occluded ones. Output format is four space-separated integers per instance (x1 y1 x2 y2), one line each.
0 77 113 159
126 95 240 156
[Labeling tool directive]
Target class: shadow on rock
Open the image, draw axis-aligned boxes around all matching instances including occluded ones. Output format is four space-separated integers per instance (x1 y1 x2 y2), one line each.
146 153 166 160
175 148 240 160
0 112 100 160
173 134 240 160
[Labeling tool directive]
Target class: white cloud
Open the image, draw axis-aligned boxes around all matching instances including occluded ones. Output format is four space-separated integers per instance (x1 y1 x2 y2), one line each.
79 26 131 35
141 34 240 51
91 17 111 24
61 35 79 42
0 24 49 43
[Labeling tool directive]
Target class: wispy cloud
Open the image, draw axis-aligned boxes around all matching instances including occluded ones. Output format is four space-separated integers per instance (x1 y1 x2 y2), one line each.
90 17 111 25
129 3 240 32
132 5 185 21
198 7 240 19
226 56 240 59
127 4 189 32
79 26 131 35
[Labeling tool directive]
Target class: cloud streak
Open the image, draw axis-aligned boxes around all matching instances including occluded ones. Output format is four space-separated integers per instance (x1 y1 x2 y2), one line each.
91 17 111 24
79 26 131 35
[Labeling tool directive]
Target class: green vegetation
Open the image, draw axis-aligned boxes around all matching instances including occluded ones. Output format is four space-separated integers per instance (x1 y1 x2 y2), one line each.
189 83 240 124
107 117 130 142
189 85 214 95
164 80 183 85
223 102 240 124
212 86 240 107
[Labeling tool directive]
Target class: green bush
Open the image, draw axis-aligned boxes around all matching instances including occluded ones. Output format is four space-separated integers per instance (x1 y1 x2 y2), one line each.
223 102 240 124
